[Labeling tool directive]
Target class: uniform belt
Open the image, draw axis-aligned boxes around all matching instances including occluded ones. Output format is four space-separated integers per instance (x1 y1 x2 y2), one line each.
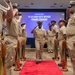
49 36 54 37
5 34 18 39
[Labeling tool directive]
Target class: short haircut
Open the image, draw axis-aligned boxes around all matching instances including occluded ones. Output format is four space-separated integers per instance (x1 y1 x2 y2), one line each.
18 12 22 16
21 23 25 26
51 20 56 23
58 20 67 26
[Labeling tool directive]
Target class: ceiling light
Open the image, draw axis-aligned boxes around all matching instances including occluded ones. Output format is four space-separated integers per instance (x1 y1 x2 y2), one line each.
31 3 34 5
54 3 57 5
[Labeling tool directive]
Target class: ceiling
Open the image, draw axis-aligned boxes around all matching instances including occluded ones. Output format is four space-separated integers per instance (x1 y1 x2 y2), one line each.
0 0 71 9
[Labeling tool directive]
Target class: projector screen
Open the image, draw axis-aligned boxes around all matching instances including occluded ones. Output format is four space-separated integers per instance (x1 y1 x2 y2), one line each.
21 12 65 38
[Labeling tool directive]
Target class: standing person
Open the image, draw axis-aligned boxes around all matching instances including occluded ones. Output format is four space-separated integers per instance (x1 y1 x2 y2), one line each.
46 24 54 53
21 23 27 61
66 1 75 75
58 20 68 71
4 3 20 74
14 12 23 70
51 20 59 60
33 21 46 64
0 0 13 75
0 10 4 74
51 20 58 40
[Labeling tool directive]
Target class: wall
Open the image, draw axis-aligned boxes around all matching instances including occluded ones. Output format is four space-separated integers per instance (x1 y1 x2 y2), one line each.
19 9 66 48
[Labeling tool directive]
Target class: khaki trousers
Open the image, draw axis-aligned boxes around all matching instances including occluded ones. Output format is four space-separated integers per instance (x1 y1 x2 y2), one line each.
47 37 54 51
67 36 75 73
5 36 17 75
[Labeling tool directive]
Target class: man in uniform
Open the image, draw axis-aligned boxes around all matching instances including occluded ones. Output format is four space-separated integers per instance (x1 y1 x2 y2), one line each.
33 21 46 64
17 12 22 61
51 20 59 60
51 20 58 39
66 1 75 75
4 3 20 75
58 20 67 70
21 23 27 60
46 24 54 53
0 0 13 75
0 8 4 75
13 12 23 70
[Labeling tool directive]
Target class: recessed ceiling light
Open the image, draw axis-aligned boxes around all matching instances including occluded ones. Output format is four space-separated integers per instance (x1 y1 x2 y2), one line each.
60 5 63 7
31 3 34 5
54 3 57 5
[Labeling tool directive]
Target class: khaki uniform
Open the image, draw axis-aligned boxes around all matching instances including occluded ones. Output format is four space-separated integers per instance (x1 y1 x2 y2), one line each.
46 29 54 52
0 10 3 34
66 13 75 74
58 25 68 71
52 25 59 60
34 28 46 51
18 23 22 59
52 25 59 46
21 29 27 59
4 18 19 75
18 23 22 37
58 26 66 51
22 29 27 41
0 10 4 75
58 25 66 61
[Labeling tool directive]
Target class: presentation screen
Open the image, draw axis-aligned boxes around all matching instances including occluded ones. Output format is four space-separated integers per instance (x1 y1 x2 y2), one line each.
21 12 65 38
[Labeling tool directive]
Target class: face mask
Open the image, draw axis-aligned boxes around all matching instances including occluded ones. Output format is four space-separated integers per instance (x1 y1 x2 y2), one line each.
39 26 41 29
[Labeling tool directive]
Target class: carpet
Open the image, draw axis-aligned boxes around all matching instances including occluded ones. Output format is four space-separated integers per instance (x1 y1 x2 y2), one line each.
19 60 64 75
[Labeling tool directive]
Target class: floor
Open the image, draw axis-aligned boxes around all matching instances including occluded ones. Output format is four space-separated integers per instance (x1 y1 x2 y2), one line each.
11 48 73 75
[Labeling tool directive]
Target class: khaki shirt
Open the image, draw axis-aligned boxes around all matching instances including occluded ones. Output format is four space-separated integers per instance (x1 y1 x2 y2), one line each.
34 28 46 41
52 25 59 36
58 25 66 41
0 10 3 36
4 18 19 48
5 18 18 37
0 10 3 51
66 13 75 35
46 29 54 37
18 23 22 36
22 29 26 38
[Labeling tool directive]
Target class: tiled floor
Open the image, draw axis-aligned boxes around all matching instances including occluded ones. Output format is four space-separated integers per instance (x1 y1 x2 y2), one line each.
11 49 73 75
